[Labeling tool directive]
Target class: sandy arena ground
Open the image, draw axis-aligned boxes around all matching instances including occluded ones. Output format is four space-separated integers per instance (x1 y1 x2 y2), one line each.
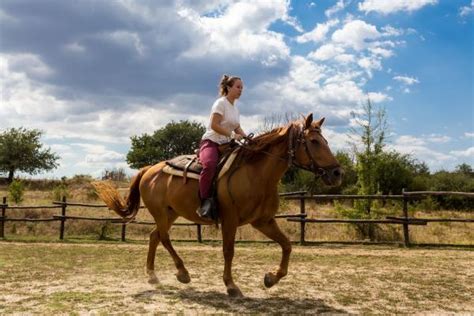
1 241 473 314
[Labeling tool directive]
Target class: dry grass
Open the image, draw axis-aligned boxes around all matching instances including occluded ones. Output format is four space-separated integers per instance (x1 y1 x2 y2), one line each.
0 241 472 314
0 187 473 245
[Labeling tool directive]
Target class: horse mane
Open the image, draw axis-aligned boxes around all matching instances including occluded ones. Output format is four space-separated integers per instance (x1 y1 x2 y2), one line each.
235 122 295 163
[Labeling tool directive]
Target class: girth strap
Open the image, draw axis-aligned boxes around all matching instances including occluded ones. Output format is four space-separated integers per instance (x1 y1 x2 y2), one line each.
182 156 197 184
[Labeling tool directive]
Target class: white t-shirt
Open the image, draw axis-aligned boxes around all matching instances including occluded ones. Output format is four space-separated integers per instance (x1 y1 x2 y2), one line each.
202 96 240 144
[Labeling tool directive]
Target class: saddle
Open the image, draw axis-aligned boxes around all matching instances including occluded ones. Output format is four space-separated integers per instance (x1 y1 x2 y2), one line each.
166 155 202 176
163 141 239 184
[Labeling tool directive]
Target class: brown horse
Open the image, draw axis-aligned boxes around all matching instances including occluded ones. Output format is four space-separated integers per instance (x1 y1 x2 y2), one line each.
93 113 343 297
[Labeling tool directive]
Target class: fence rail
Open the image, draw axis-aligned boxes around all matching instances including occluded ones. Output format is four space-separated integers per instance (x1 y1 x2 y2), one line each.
0 191 472 246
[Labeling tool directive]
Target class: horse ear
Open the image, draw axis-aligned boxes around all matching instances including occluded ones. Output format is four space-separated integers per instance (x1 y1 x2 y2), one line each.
304 113 313 129
315 117 325 127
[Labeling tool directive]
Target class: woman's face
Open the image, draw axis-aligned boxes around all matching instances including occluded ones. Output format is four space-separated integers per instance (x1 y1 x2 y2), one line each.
227 79 243 99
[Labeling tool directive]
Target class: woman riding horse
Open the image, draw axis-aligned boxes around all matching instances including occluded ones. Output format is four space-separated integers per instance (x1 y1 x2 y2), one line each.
94 113 343 298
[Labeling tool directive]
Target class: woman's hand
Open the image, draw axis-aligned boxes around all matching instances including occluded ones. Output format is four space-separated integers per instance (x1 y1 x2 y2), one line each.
232 132 244 141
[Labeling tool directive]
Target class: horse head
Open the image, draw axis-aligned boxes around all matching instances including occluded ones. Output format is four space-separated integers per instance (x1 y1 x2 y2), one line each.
290 113 343 186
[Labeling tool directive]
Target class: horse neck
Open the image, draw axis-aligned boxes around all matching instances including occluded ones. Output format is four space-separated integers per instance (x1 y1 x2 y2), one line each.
252 135 290 185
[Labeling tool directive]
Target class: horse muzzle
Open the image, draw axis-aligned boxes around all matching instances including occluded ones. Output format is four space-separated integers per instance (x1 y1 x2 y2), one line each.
320 166 344 186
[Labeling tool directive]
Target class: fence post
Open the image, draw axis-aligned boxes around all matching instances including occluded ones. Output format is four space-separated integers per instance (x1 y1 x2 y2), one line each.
59 196 67 240
121 223 126 242
402 189 410 247
197 224 202 243
366 196 374 241
0 197 6 238
300 197 306 245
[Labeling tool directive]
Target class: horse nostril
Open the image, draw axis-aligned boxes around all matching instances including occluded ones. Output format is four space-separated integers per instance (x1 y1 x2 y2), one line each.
333 168 343 177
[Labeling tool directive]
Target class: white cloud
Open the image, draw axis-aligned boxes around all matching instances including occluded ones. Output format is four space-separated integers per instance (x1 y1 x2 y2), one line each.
359 0 438 15
358 56 382 76
464 132 474 138
325 0 348 17
334 53 356 63
369 47 393 58
459 1 474 17
177 1 290 64
2 53 54 79
85 151 124 164
426 134 451 143
381 25 404 37
367 92 392 103
332 20 380 51
296 19 339 44
451 147 474 158
389 134 456 170
308 43 345 60
393 75 420 85
396 135 426 146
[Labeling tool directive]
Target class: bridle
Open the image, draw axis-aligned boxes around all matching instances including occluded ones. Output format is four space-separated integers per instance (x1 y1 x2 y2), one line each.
287 124 337 177
238 124 338 178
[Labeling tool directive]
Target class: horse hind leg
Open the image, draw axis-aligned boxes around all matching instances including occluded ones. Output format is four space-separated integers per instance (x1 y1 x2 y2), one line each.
147 208 190 284
251 218 292 288
146 228 161 284
160 233 191 284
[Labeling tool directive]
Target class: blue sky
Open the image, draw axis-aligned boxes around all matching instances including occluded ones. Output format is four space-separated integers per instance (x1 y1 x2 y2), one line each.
0 0 473 178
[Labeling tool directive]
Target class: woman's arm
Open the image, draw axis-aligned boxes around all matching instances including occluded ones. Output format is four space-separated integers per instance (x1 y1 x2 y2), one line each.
210 113 244 140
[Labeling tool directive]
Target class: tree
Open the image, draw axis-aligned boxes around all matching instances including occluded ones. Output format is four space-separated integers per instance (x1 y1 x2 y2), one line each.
376 151 416 195
455 163 473 176
347 98 388 240
0 128 59 183
349 98 387 197
127 120 206 169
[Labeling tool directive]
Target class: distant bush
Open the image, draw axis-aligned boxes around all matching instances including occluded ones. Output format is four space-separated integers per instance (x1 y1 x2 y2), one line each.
102 168 127 182
52 182 69 201
8 179 25 204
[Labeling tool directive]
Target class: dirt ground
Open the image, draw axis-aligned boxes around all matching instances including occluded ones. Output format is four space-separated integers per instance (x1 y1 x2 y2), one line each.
0 241 473 314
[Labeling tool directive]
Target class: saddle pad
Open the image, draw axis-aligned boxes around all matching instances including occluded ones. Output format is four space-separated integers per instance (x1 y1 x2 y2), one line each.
163 148 240 180
163 165 200 179
166 155 202 174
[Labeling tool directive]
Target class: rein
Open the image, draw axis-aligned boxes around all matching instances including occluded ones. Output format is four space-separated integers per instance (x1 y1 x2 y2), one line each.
237 124 334 177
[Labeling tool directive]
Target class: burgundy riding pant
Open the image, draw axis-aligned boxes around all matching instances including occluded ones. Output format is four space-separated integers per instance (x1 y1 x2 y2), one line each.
198 139 220 199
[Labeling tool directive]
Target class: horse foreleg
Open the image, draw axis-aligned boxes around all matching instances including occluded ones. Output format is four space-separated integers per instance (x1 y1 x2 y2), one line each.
146 228 161 284
222 221 243 297
252 218 292 288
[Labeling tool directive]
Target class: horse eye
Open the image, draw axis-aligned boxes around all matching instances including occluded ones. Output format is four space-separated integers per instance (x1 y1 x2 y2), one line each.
310 139 319 145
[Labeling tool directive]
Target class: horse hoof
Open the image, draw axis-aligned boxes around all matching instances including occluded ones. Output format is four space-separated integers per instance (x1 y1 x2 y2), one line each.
176 272 191 284
264 273 277 288
146 269 159 284
227 287 244 298
148 276 159 284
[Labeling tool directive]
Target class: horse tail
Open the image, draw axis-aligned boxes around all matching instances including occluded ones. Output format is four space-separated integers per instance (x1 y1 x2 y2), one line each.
92 165 152 221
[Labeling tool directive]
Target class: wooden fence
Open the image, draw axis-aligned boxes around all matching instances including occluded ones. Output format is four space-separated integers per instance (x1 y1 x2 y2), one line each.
0 191 472 246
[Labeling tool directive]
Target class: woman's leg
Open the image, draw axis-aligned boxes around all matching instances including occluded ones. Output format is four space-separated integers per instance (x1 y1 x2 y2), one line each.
198 140 219 199
197 140 219 219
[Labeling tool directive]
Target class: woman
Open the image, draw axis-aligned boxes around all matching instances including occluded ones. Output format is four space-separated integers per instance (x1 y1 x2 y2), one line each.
197 75 247 220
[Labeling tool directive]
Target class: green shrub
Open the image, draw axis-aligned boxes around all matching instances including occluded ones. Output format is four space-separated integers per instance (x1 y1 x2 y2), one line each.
52 183 69 201
8 179 25 204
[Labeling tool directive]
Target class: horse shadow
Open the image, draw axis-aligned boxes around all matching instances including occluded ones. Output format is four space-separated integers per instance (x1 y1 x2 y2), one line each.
133 286 348 314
